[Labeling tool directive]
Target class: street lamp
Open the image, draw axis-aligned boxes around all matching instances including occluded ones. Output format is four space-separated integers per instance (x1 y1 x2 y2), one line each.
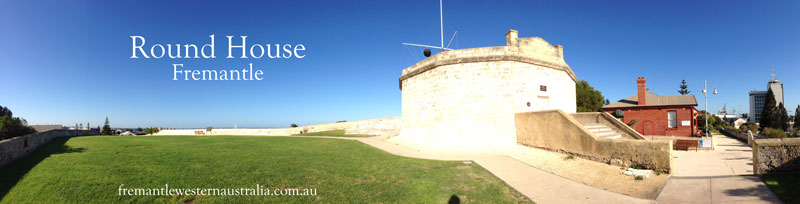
702 80 717 137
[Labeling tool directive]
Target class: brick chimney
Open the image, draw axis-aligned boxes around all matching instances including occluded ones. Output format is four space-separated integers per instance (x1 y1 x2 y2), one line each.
637 77 646 106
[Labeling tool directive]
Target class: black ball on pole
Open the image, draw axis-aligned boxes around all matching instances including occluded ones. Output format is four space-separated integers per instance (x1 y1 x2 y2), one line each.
423 48 431 57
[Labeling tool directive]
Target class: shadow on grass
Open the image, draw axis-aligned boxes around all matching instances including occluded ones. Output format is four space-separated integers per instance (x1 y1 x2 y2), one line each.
0 137 85 200
448 195 461 204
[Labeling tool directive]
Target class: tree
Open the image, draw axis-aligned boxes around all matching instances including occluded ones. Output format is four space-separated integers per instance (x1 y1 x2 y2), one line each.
604 99 610 106
0 106 11 117
795 105 800 130
102 117 112 135
760 88 779 130
0 106 36 140
698 111 719 131
575 80 605 112
290 123 298 128
777 103 789 131
206 126 213 132
137 127 143 132
144 127 160 135
678 79 691 95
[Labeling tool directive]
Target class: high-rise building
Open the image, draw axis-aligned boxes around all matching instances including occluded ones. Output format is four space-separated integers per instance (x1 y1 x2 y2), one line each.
748 69 784 123
749 91 767 122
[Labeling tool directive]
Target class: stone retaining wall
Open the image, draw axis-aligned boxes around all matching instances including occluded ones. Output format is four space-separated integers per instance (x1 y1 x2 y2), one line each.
155 117 401 136
753 138 800 174
515 110 673 173
0 130 97 167
570 112 645 139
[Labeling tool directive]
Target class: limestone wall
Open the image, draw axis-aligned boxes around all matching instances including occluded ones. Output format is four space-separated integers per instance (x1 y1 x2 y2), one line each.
571 112 645 139
393 30 578 151
515 110 673 172
753 138 800 174
0 130 97 167
154 117 401 136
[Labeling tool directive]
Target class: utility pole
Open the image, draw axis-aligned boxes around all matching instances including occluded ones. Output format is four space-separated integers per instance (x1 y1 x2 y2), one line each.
703 80 717 137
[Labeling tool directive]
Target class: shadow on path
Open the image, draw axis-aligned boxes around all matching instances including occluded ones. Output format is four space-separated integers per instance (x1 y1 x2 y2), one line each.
0 137 85 200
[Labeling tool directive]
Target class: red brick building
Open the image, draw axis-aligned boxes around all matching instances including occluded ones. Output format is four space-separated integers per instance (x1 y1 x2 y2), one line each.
602 77 699 137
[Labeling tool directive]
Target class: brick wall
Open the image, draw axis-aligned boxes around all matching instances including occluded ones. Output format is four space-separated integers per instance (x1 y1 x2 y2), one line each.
604 106 697 136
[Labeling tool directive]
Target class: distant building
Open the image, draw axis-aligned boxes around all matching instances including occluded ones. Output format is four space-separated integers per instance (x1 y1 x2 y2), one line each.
602 77 699 137
748 70 784 123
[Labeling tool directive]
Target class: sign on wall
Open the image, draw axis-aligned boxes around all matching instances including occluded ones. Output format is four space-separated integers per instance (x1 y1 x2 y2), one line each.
680 120 690 126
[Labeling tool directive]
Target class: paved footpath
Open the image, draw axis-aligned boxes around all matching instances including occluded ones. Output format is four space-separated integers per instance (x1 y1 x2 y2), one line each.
656 134 781 203
300 135 654 204
297 134 781 204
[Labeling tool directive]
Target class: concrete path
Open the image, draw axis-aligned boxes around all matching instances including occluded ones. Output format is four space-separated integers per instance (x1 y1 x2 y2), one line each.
656 134 781 203
294 134 782 203
348 136 655 204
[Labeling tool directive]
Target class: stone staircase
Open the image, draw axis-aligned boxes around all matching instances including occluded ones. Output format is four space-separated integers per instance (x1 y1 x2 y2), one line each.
582 123 622 139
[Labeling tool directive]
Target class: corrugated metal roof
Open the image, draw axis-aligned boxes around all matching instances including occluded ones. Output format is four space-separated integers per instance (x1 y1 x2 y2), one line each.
603 90 697 108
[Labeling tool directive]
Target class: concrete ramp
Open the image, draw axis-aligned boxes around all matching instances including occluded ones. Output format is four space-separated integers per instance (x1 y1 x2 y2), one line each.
515 110 672 172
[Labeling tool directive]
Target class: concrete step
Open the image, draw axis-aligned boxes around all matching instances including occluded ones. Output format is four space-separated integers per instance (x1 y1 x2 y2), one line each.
582 123 605 129
582 123 622 139
599 134 622 139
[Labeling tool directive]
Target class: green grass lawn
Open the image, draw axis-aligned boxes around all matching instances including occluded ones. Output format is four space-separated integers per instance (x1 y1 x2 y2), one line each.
763 174 800 204
291 130 372 137
0 136 530 203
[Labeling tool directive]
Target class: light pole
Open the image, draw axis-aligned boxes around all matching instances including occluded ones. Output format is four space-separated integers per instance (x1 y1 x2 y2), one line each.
702 80 717 137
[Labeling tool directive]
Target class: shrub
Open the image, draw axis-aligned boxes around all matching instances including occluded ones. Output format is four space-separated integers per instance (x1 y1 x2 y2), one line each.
144 127 160 135
0 115 37 140
206 127 213 132
739 122 759 134
290 124 298 128
627 120 638 127
763 128 787 138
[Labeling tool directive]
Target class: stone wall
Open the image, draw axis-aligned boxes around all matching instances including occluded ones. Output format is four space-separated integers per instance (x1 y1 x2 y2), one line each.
571 112 645 139
515 110 673 173
154 117 401 136
753 138 800 174
0 130 97 167
393 29 577 151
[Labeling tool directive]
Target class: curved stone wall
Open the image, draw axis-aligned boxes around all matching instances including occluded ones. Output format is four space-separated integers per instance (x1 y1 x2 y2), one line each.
393 30 578 151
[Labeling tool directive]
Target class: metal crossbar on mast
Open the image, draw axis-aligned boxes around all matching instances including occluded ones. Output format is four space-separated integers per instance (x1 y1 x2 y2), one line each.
402 0 455 51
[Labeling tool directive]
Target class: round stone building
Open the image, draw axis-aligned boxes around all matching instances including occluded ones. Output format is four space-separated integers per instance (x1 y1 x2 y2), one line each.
389 29 578 151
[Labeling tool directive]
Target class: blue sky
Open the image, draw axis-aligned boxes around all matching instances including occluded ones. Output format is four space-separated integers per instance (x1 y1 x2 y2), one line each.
0 0 798 128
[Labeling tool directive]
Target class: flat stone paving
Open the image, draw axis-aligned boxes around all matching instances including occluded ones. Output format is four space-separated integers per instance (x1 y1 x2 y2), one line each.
656 134 782 203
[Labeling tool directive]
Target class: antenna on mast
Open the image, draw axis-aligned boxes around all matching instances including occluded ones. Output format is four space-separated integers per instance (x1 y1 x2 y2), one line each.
402 0 456 57
440 0 444 49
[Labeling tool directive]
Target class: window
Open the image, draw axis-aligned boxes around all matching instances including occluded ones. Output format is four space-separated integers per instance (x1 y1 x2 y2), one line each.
668 111 677 128
540 85 547 92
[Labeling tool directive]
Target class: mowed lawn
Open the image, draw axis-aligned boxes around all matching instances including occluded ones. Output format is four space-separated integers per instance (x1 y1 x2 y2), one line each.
0 136 530 203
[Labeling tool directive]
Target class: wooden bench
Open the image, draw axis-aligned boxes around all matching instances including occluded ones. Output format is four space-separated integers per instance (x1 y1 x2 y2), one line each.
675 139 699 151
194 130 205 135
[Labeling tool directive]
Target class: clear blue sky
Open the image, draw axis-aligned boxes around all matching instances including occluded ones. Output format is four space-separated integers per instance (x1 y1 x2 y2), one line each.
1 0 798 128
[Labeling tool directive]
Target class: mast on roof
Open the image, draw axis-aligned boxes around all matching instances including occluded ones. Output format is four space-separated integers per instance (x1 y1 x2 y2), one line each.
402 0 456 56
